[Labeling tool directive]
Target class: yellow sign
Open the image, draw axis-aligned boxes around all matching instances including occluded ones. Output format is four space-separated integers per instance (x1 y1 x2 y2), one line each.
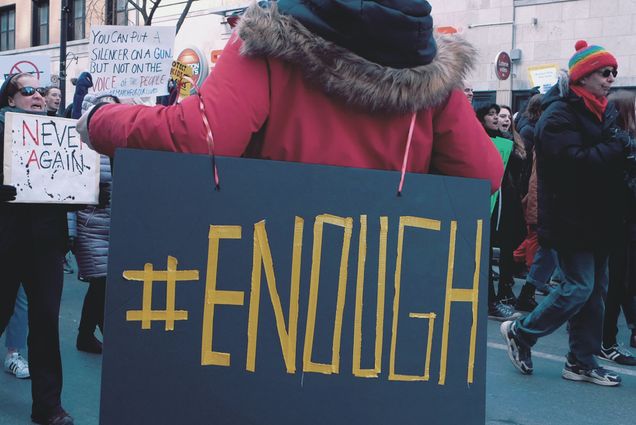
169 60 193 98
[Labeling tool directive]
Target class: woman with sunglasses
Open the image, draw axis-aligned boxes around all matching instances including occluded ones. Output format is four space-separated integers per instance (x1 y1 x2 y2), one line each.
0 73 74 424
501 41 632 386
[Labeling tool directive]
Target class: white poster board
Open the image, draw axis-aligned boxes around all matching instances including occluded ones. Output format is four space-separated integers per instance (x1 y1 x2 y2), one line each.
0 54 52 85
2 112 100 204
528 65 560 94
89 25 176 98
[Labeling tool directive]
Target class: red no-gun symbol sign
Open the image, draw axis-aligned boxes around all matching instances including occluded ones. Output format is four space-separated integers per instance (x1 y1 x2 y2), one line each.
10 61 43 80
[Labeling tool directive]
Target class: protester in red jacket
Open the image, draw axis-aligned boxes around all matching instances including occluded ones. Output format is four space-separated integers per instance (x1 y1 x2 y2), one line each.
78 1 503 193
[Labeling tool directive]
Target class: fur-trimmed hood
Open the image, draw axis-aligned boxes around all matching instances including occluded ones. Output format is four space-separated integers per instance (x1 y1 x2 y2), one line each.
237 2 477 114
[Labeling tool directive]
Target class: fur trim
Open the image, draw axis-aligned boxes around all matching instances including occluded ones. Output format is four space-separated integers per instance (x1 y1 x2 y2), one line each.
237 3 476 114
556 69 570 98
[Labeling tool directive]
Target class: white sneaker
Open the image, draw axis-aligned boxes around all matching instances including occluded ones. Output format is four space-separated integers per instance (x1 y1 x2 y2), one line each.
4 352 30 379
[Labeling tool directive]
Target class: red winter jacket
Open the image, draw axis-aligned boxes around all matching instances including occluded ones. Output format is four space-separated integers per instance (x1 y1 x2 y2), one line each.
88 5 503 193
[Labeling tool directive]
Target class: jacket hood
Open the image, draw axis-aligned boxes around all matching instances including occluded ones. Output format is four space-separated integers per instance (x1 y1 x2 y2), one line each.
275 0 437 69
541 70 571 110
237 2 476 114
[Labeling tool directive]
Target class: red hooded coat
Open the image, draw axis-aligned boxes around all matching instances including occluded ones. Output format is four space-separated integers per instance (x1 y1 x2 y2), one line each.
87 5 503 193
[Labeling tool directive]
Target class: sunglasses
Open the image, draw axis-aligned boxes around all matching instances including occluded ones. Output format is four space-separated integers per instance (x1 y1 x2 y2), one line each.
15 86 42 97
597 68 618 78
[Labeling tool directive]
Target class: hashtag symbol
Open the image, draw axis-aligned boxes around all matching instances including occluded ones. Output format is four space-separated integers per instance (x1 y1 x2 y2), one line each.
123 256 199 331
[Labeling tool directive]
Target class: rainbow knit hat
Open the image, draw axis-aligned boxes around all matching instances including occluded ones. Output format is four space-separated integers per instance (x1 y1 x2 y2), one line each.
568 40 617 82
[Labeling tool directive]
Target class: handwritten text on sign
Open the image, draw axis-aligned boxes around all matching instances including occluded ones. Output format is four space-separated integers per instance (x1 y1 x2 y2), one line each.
89 25 176 98
2 112 100 204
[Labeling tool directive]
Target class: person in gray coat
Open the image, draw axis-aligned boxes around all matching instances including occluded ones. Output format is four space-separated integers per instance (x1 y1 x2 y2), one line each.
73 89 117 353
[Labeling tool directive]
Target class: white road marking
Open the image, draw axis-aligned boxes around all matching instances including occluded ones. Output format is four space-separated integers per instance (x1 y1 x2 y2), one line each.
488 342 636 377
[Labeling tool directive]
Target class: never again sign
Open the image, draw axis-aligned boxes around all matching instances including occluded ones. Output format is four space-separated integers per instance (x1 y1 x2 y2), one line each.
101 150 491 425
2 112 100 203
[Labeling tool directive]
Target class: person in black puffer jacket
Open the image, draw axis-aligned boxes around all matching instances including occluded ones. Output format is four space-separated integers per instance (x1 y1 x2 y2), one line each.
502 41 631 386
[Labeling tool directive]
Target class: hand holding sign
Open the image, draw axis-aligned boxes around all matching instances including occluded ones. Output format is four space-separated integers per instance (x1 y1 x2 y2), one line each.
0 184 16 202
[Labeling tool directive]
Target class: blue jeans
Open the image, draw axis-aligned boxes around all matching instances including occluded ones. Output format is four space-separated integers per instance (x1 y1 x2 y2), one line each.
5 285 28 351
515 248 608 369
526 246 558 290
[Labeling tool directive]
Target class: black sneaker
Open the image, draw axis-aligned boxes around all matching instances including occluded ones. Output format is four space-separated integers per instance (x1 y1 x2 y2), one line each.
500 320 533 374
76 333 103 354
599 344 636 366
515 296 538 312
562 357 621 386
488 302 521 322
31 408 74 425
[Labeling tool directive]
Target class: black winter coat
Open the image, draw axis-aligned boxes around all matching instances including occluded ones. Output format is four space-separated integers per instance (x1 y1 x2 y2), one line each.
0 107 68 255
535 81 626 250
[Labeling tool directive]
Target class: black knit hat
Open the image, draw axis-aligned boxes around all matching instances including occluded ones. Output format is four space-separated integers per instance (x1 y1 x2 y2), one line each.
275 0 437 68
0 74 19 108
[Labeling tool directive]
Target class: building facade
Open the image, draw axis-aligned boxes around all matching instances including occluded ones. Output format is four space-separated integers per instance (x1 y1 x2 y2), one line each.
0 0 634 112
431 0 636 110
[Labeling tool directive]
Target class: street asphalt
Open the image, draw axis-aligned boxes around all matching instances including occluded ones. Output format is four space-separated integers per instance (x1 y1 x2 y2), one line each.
1 260 635 425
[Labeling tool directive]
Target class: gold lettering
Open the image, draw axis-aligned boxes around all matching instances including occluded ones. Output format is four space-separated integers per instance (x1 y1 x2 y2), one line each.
246 218 303 373
352 216 388 378
438 220 482 385
389 216 441 382
201 226 244 367
302 214 353 374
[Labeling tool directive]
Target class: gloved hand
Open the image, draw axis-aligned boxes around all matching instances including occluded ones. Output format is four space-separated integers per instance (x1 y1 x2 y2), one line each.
0 184 17 202
605 127 634 155
72 72 93 119
76 72 93 89
97 182 111 209
77 104 96 150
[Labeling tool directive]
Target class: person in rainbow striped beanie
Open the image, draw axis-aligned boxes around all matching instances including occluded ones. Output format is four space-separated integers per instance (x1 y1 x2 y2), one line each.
568 40 618 122
569 40 618 84
501 40 631 387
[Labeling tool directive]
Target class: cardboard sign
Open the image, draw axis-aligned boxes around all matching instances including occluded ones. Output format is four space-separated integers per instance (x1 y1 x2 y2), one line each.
528 64 559 94
101 149 490 425
490 136 514 214
0 54 52 85
89 25 176 98
2 112 100 204
169 60 192 98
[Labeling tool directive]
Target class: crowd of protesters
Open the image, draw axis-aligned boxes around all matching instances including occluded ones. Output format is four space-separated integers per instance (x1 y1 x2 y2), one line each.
2 1 636 424
465 40 636 386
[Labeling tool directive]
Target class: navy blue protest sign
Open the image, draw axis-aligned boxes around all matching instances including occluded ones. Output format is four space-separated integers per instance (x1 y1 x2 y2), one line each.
101 149 490 425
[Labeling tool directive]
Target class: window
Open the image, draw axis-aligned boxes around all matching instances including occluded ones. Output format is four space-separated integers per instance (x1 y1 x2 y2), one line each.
107 0 128 25
0 6 15 51
68 0 86 41
32 0 50 47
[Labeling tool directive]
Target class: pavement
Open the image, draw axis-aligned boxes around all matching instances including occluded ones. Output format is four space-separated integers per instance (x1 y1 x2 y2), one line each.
1 261 636 425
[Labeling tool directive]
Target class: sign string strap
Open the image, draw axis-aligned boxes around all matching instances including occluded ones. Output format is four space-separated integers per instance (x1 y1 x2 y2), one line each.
184 76 220 190
397 112 417 196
